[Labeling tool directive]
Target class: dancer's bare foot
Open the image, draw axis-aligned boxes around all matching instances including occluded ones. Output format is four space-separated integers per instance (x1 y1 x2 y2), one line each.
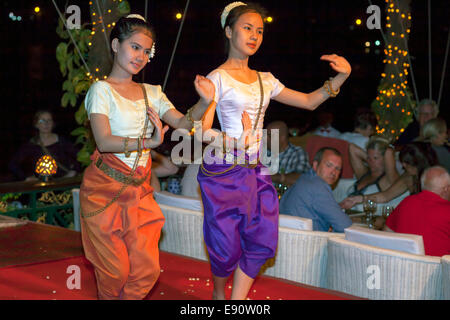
212 275 228 300
230 266 254 300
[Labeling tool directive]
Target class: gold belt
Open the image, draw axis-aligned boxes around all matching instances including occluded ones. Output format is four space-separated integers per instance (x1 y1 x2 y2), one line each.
95 158 149 186
200 156 260 177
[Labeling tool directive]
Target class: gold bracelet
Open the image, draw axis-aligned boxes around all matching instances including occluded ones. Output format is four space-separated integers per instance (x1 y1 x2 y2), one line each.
222 132 227 154
124 137 131 158
186 107 196 135
186 107 194 121
323 78 340 98
329 78 340 96
137 137 142 157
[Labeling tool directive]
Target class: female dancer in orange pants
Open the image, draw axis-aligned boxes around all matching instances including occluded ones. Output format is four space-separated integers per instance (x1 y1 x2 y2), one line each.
80 14 214 299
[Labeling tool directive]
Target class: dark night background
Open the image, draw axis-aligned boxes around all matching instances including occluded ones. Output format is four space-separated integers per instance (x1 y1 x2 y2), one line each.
0 0 448 182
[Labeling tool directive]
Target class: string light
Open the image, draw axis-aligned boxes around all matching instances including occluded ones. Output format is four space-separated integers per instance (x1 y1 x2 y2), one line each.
374 0 414 139
88 1 118 80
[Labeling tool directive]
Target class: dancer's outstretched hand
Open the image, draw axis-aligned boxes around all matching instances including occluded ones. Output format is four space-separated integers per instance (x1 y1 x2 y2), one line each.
146 106 169 148
320 54 351 76
194 75 215 104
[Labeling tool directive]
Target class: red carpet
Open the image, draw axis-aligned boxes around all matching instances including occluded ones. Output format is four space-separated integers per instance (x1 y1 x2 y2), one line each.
0 223 360 300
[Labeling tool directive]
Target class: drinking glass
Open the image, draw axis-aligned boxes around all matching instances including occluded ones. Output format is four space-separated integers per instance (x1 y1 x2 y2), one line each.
363 199 377 228
382 205 393 219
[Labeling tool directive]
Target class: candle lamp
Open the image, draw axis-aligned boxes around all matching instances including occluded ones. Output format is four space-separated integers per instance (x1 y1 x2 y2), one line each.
35 155 58 182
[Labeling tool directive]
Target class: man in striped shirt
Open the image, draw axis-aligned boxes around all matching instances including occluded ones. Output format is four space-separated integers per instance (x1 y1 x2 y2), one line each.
266 121 311 187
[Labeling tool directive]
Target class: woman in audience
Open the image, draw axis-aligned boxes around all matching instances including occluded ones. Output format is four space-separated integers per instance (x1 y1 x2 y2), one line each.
347 136 399 197
9 110 80 181
420 118 450 172
342 141 438 208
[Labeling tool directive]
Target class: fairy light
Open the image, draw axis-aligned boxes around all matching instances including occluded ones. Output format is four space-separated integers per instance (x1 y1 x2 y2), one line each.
87 1 118 81
373 0 415 141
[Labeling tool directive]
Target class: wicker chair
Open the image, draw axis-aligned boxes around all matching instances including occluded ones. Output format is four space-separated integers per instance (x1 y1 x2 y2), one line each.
327 237 442 299
262 228 343 288
155 191 342 288
344 226 425 255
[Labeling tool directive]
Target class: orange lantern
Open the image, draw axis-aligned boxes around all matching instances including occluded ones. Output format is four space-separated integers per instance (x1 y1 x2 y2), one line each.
35 155 58 181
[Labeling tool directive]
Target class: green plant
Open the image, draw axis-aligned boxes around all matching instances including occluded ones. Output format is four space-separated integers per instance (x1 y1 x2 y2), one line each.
56 19 95 166
0 193 23 213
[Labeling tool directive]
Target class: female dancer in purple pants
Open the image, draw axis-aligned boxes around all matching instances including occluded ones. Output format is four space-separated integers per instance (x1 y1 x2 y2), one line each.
198 2 352 300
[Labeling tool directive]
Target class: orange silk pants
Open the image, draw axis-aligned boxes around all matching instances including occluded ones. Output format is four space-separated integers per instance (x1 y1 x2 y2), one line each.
79 150 165 300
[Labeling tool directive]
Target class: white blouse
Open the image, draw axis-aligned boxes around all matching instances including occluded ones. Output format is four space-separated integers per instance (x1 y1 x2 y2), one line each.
84 80 175 168
207 69 285 155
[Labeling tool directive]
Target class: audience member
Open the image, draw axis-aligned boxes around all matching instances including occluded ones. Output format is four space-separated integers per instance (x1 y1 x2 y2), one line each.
8 110 80 181
347 137 399 197
420 117 450 172
311 110 341 138
279 147 352 232
339 109 377 150
288 113 314 149
341 141 438 208
266 121 311 186
384 166 450 256
395 99 439 147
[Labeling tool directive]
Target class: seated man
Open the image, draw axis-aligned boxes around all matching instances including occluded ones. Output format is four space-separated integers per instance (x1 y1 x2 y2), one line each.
395 99 439 147
279 147 352 232
384 166 450 256
266 121 311 187
339 109 377 150
311 109 341 138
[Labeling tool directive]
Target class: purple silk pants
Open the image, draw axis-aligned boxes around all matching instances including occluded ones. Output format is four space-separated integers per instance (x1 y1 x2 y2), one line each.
197 155 279 279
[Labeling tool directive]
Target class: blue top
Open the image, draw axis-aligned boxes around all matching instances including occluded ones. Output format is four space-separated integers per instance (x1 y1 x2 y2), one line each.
279 169 352 232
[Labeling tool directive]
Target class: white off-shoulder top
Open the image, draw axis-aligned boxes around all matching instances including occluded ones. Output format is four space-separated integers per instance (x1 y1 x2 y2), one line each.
84 80 175 168
207 69 285 155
